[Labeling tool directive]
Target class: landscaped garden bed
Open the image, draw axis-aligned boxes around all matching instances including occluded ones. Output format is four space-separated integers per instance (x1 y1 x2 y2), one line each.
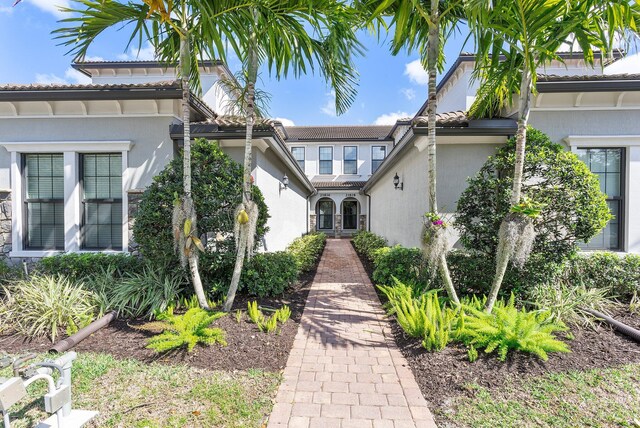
352 228 640 427
0 267 314 371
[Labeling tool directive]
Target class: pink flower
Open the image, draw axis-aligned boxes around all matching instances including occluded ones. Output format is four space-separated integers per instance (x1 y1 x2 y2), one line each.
433 220 444 226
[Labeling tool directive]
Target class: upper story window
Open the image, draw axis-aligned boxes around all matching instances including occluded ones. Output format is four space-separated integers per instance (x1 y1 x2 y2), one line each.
291 147 305 171
576 147 624 251
81 154 123 250
24 154 65 250
372 146 386 173
319 146 333 175
343 146 357 175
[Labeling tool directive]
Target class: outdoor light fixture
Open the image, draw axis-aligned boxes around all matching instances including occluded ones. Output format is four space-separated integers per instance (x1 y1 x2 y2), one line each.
393 173 403 190
279 174 289 192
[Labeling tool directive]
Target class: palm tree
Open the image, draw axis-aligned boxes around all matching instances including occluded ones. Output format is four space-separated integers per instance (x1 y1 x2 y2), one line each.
363 0 464 303
223 0 363 312
55 0 264 310
465 0 640 312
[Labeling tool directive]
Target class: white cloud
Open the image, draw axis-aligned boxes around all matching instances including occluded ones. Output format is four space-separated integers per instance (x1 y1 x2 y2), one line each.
35 67 92 85
400 88 416 100
374 111 410 125
405 60 428 86
605 52 640 75
117 43 156 61
274 117 295 126
24 0 71 18
320 90 337 117
0 6 14 14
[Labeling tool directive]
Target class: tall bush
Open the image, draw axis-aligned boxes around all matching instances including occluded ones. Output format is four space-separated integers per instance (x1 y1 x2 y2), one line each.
352 230 388 261
372 246 432 290
287 233 327 272
37 253 144 279
240 252 298 298
133 139 269 292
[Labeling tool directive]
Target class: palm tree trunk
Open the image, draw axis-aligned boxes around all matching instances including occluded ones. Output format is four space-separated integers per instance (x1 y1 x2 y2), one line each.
223 11 259 312
180 32 208 310
485 65 533 313
426 0 458 304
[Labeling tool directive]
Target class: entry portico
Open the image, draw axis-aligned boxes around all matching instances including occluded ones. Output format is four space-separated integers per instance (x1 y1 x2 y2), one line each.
309 181 368 237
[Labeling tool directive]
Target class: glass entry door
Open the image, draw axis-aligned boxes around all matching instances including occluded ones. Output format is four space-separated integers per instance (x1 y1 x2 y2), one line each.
343 200 358 230
317 200 334 230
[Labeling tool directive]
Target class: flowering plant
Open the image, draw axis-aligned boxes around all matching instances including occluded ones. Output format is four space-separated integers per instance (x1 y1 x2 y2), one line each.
424 211 448 228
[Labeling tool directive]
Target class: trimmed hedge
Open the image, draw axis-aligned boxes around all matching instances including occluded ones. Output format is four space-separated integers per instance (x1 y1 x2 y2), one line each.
352 230 388 261
372 246 431 290
240 252 298 297
563 252 640 299
37 253 144 280
287 233 327 272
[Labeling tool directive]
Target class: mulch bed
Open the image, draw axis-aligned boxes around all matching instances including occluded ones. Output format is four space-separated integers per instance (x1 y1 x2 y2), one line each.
0 267 317 372
352 242 640 421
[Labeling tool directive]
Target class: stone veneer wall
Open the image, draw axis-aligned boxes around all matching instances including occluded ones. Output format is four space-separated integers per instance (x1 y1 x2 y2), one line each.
359 214 367 231
0 191 11 257
309 214 317 233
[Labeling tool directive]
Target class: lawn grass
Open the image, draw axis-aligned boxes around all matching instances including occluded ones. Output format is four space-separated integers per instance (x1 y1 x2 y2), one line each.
0 352 280 428
446 363 640 428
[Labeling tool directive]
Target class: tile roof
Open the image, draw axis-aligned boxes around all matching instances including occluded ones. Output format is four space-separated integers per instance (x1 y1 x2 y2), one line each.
0 81 181 91
286 125 393 141
412 110 469 127
311 181 368 189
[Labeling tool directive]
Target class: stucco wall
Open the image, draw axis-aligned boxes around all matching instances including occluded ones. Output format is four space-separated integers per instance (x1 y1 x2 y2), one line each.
253 147 309 251
0 116 176 191
369 137 500 249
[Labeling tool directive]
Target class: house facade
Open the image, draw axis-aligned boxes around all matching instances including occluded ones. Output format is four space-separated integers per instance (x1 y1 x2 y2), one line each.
0 53 639 261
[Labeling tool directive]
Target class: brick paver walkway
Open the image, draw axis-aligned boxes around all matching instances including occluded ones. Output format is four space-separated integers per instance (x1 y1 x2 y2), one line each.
267 239 437 428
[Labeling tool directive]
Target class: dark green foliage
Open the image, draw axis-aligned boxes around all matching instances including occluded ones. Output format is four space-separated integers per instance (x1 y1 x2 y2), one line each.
146 307 227 353
286 232 327 272
37 253 144 280
563 252 640 300
372 246 432 289
456 128 610 264
132 139 269 294
456 295 570 361
352 230 388 260
240 252 298 297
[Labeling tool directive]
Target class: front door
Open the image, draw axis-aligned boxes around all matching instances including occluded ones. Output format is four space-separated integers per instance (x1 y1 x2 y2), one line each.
343 200 358 230
318 200 334 230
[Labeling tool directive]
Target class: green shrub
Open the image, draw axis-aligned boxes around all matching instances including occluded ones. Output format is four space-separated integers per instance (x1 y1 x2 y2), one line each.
37 253 144 280
133 139 269 296
352 230 388 260
372 246 431 289
457 295 570 361
456 128 610 265
287 232 327 272
146 307 227 353
84 266 186 319
240 252 298 297
0 275 100 342
564 252 640 300
527 280 614 328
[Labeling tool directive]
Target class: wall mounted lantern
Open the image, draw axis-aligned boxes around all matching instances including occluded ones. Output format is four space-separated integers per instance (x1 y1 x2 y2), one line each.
279 174 289 192
393 173 403 190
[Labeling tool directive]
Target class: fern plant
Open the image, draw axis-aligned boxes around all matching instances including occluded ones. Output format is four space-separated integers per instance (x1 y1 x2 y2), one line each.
275 305 291 324
421 291 455 352
457 295 570 361
146 308 227 353
258 315 278 333
247 301 264 324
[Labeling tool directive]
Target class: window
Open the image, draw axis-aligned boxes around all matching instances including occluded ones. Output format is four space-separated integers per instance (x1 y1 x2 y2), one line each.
372 146 386 173
319 147 333 175
291 147 305 171
343 146 357 175
24 154 64 250
81 154 123 250
576 148 624 250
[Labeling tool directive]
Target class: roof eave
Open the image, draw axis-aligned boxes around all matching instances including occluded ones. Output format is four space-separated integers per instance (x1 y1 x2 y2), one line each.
537 79 640 93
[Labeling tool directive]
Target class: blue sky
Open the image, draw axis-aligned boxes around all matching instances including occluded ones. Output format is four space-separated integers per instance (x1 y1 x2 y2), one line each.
0 0 471 126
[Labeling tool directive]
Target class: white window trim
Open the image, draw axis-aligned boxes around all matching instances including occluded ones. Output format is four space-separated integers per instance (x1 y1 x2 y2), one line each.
2 141 133 257
371 145 387 174
291 146 305 172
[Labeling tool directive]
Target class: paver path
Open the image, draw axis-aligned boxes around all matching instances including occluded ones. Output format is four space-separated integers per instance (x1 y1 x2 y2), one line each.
267 239 437 428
